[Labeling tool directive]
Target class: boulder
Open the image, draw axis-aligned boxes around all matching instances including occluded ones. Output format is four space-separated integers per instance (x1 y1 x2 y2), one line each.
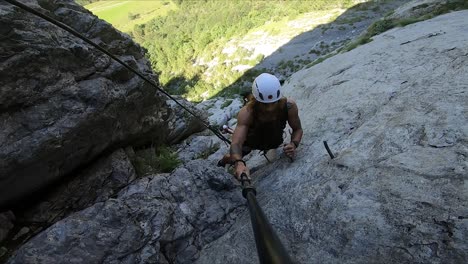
166 98 209 144
15 148 137 225
176 135 224 163
196 98 243 127
7 160 244 264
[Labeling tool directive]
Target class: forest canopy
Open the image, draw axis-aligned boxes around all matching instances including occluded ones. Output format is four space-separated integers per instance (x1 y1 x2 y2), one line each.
82 0 356 101
131 0 355 100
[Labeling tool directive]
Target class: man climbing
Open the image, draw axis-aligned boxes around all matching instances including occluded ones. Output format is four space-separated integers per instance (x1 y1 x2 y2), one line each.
218 73 303 180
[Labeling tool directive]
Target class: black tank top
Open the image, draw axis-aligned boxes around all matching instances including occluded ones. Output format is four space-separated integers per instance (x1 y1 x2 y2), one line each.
244 98 288 151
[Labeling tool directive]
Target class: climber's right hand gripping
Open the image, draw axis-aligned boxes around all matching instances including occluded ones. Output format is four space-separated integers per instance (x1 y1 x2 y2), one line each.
234 159 249 181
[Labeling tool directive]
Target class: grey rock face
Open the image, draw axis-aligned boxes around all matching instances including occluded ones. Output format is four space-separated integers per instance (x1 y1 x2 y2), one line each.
7 160 244 264
16 149 137 225
176 135 224 163
0 0 203 208
195 98 243 127
390 0 449 20
197 11 468 264
166 98 208 145
0 149 137 262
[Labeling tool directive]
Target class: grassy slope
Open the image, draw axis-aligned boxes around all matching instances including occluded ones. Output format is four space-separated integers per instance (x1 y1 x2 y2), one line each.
85 0 177 33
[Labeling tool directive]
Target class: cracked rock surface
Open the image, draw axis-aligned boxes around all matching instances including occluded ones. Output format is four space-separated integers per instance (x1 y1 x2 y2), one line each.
0 0 204 208
196 10 468 264
7 160 243 264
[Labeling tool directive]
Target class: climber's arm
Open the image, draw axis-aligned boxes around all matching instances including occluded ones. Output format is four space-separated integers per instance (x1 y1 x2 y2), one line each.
230 107 252 179
284 99 303 158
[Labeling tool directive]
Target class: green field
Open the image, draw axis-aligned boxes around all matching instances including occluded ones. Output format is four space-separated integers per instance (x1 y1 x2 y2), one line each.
85 0 177 33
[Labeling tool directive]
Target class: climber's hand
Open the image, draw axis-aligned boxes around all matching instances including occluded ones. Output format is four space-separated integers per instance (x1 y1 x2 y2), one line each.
234 160 250 181
283 142 296 158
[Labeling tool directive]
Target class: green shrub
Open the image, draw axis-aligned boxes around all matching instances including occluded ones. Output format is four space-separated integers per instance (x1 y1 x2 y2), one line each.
341 0 354 9
336 15 363 25
354 1 375 11
384 10 394 17
128 12 140 20
278 60 287 69
319 41 329 49
397 17 424 27
367 19 396 36
341 35 372 52
221 99 233 109
76 0 100 5
306 53 334 68
157 146 181 172
309 49 321 55
321 25 331 34
133 146 181 176
255 54 265 63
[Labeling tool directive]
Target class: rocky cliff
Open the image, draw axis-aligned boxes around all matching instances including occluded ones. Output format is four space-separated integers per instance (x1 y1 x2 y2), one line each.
0 0 204 209
197 10 468 264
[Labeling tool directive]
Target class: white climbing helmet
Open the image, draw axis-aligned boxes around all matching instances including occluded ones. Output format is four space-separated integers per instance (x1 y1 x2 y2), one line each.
252 73 282 103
